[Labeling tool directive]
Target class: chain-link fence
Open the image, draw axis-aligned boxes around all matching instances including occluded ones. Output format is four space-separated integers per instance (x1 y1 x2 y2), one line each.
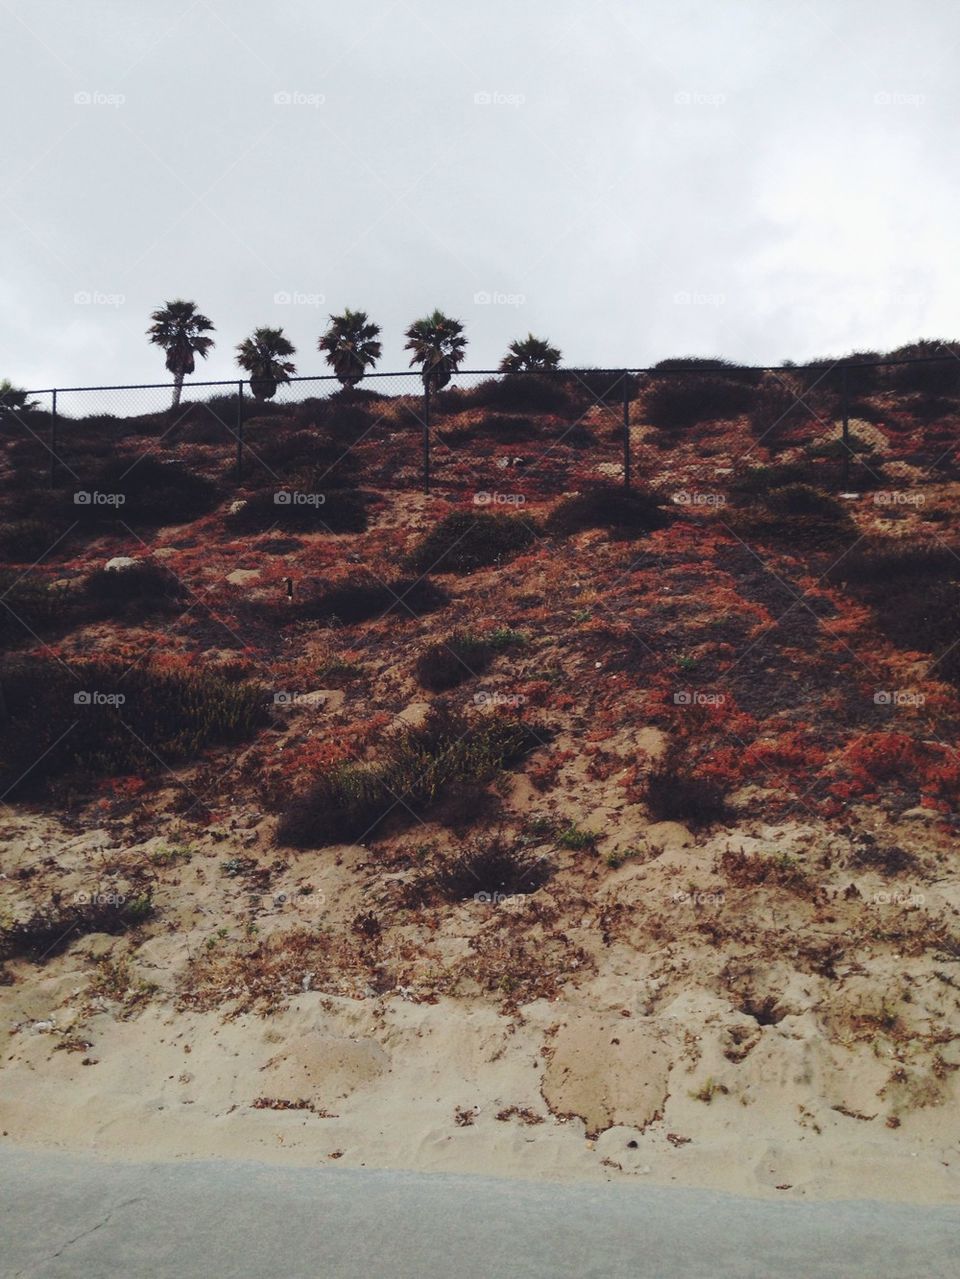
4 357 958 506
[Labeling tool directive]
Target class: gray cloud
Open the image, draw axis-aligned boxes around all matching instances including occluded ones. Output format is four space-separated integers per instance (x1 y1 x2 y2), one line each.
2 0 958 392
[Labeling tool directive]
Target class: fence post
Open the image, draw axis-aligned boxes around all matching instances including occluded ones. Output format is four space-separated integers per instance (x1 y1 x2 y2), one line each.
235 381 244 482
840 363 850 490
621 371 631 490
423 380 431 494
49 389 58 488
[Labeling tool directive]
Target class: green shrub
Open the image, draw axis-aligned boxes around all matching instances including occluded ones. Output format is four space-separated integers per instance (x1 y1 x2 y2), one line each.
761 484 846 519
799 352 883 397
644 753 730 827
300 401 374 442
645 375 757 431
0 572 64 646
0 894 154 963
415 626 525 691
82 561 186 616
563 368 641 403
272 576 449 626
725 506 857 550
0 659 269 797
415 630 495 691
546 484 667 537
748 377 824 448
414 836 553 903
827 543 960 685
826 541 960 587
730 462 824 497
649 357 763 386
277 705 542 847
883 340 960 396
409 511 540 575
242 431 362 489
68 455 219 526
460 414 538 442
228 487 367 534
0 518 71 562
465 374 576 415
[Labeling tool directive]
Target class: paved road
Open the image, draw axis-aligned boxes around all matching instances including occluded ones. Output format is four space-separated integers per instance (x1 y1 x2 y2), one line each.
1 1148 958 1278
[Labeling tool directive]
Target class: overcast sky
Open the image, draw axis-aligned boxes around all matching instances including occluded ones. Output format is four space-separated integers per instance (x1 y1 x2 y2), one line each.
2 0 958 393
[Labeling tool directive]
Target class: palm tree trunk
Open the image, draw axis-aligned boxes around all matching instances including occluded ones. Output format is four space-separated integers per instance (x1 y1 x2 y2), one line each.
172 374 183 409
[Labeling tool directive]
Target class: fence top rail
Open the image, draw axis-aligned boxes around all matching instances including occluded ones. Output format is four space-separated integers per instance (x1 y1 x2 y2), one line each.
21 353 960 397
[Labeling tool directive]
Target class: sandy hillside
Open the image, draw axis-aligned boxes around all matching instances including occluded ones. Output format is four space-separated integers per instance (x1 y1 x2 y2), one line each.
1 377 959 1201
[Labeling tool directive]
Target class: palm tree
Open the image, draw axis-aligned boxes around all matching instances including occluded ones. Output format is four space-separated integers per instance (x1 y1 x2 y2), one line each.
499 334 562 374
318 309 382 388
404 310 467 392
235 326 297 401
147 300 216 408
0 379 38 422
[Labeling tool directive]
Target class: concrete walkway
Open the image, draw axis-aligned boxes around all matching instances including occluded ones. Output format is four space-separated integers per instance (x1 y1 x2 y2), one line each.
1 1149 957 1278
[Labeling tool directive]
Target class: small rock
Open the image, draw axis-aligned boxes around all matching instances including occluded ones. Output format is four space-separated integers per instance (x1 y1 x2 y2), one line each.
104 556 139 573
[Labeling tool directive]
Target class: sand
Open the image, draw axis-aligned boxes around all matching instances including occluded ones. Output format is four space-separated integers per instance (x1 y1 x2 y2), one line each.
1 805 958 1204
